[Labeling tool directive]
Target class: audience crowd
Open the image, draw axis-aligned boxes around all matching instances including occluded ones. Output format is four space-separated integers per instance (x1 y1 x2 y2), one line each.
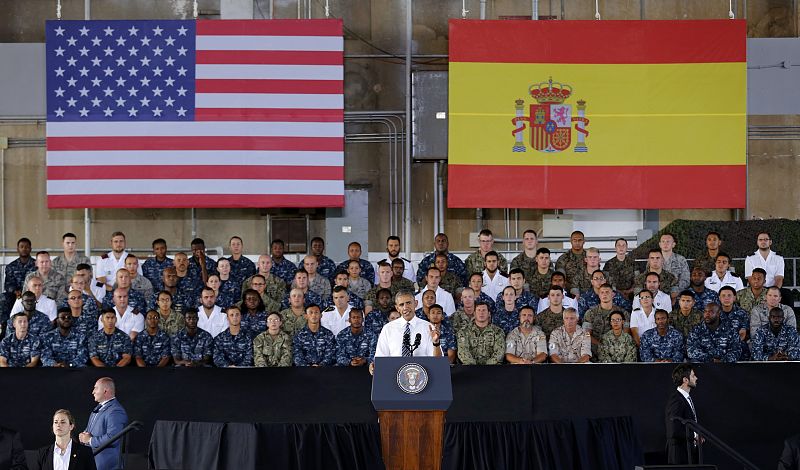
0 228 797 368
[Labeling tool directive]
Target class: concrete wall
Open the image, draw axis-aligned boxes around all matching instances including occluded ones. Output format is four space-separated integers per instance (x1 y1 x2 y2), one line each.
0 0 797 258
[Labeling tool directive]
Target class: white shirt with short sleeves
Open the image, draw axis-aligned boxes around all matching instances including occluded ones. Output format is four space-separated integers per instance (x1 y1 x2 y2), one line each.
415 286 455 316
704 271 744 293
374 316 437 358
744 250 784 287
198 305 228 338
321 305 352 336
10 296 57 321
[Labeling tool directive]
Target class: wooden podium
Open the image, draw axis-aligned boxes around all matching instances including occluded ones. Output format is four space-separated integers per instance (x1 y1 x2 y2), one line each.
371 357 452 470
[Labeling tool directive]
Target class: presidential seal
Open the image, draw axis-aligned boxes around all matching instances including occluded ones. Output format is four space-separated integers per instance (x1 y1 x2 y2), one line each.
396 363 429 394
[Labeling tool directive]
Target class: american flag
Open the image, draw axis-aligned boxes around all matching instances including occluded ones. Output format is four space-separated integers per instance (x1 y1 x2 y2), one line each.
45 19 344 208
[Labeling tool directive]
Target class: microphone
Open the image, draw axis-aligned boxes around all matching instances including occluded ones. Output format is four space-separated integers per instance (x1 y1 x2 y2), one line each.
410 333 421 353
403 331 411 349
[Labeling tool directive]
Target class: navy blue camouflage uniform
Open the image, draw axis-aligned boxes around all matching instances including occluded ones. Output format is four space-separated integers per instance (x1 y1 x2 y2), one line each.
492 305 520 335
271 258 298 287
336 259 374 286
751 323 800 361
213 329 253 367
639 326 684 362
417 252 467 286
317 255 338 283
102 289 147 314
241 311 268 337
40 328 87 367
171 328 214 363
88 328 132 367
293 326 336 366
720 306 751 360
577 289 632 319
142 257 173 293
0 333 41 366
335 328 373 366
217 278 242 309
5 311 53 339
494 290 536 312
133 330 171 366
281 290 325 310
687 321 741 363
58 293 100 322
227 256 256 285
3 257 36 317
690 287 720 311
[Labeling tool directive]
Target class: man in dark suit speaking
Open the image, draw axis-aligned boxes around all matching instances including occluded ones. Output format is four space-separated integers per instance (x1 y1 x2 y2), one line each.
78 378 128 470
665 364 700 464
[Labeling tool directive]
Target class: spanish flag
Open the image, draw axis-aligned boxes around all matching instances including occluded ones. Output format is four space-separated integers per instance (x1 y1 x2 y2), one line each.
448 20 746 209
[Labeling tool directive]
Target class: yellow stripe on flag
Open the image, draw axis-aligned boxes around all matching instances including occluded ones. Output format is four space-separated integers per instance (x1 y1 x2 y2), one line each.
449 62 745 166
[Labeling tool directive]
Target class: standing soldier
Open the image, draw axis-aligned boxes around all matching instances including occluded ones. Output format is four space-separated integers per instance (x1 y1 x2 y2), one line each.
142 238 173 293
465 229 509 278
3 238 36 321
510 229 541 282
52 233 91 283
416 233 467 286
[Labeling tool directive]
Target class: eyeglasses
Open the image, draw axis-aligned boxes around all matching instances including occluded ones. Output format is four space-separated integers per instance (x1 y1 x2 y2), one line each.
67 296 81 300
758 238 770 242
610 318 623 322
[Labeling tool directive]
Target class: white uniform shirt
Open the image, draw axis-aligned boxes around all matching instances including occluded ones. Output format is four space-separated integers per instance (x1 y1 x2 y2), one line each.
374 257 415 284
630 308 657 336
198 305 228 337
10 296 57 321
97 306 144 335
704 271 743 293
536 291 579 314
481 271 509 300
744 250 784 287
96 250 142 287
415 286 455 316
632 290 673 312
374 316 436 357
321 305 352 336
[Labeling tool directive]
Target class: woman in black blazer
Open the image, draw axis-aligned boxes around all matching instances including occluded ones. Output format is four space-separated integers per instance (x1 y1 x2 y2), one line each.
37 409 96 470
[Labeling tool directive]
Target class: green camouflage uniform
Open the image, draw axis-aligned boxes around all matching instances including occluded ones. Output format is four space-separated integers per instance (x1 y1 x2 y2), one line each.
456 322 506 365
253 330 293 367
465 251 508 277
603 255 637 291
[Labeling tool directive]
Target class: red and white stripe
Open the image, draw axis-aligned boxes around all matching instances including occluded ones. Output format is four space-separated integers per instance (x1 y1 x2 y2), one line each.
46 19 344 209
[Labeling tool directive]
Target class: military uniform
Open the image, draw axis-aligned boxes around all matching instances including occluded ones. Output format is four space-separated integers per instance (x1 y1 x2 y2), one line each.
189 255 218 281
527 269 554 298
663 253 691 290
52 254 91 282
554 250 586 289
721 306 751 359
494 291 535 313
130 275 154 304
751 323 800 361
583 304 630 357
102 289 147 314
317 255 338 283
505 326 547 361
280 289 325 311
689 287 720 312
633 270 679 295
241 311 268 337
638 326 684 362
750 304 796 337
492 306 520 335
692 252 716 275
0 333 41 367
26 271 67 301
603 255 637 292
216 279 240 309
465 251 509 279
335 258 374 286
307 274 332 299
156 309 185 337
279 308 307 337
391 277 415 295
436 320 457 355
171 328 214 363
476 292 496 312
335 328 373 366
293 326 336 366
3 257 36 314
548 326 591 363
5 311 53 339
70 312 100 339
40 328 87 367
58 293 100 322
133 329 171 366
537 308 565 340
227 255 256 286
456 322 506 365
177 271 204 307
213 329 253 367
253 331 293 367
578 291 631 320
148 289 196 313
364 285 396 308
669 309 702 338
686 321 741 363
243 274 286 307
510 252 537 284
439 272 462 295
598 331 637 363
417 252 467 285
346 291 365 311
736 287 767 314
569 268 597 294
364 311 389 337
88 328 132 367
450 309 473 335
142 257 174 292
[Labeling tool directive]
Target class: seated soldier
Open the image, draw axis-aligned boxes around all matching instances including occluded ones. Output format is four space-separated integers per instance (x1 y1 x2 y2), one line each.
548 308 591 364
41 307 87 368
704 252 743 293
736 267 767 314
279 288 307 337
687 266 720 311
302 255 331 299
216 259 242 309
577 270 631 319
322 286 353 335
536 271 578 313
171 308 213 367
451 287 477 335
0 312 41 367
125 254 154 302
504 306 547 364
493 286 520 335
633 250 679 300
639 309 684 363
495 268 534 311
391 258 415 294
281 269 325 310
364 262 395 315
718 285 750 359
669 290 703 338
583 284 631 359
603 238 636 300
133 310 171 367
58 274 100 321
345 261 371 300
456 301 505 365
332 271 365 310
243 255 285 308
598 311 637 363
537 286 567 340
751 307 800 361
150 267 196 312
213 306 253 368
427 304 456 364
467 272 496 312
434 254 462 295
293 304 336 366
65 289 96 339
335 309 372 367
5 290 53 339
239 289 268 338
630 290 658 347
153 290 185 337
687 303 742 363
253 313 292 367
88 308 132 367
527 248 554 299
750 286 797 337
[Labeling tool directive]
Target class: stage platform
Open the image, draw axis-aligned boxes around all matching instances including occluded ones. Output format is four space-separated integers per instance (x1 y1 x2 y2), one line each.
7 363 794 469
